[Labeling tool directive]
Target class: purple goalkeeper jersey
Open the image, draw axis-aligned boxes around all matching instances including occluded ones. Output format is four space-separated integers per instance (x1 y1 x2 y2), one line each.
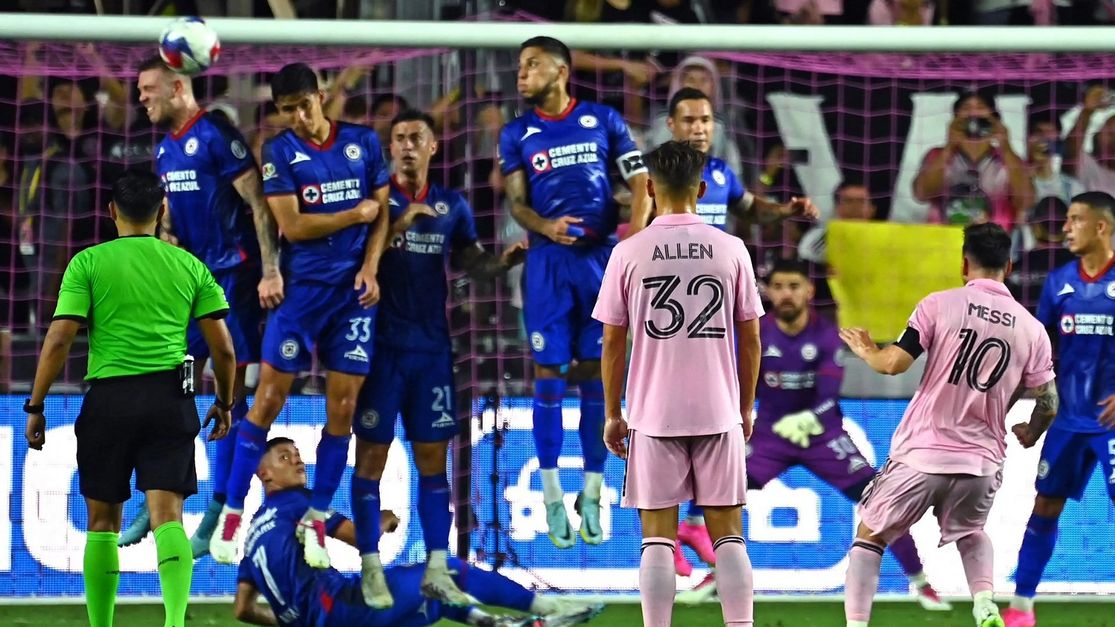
755 313 845 433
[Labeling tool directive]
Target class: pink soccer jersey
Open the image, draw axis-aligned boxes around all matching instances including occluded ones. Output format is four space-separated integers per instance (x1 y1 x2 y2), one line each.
889 278 1055 476
592 213 764 437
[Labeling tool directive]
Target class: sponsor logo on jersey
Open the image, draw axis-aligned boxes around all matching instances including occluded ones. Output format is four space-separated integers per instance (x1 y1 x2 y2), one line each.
262 162 277 181
763 345 783 358
532 142 602 173
764 371 817 390
402 231 446 255
433 412 456 428
764 372 780 388
184 137 199 156
388 197 401 207
301 184 322 205
801 343 818 361
163 169 200 192
280 339 300 360
344 143 362 161
434 201 449 215
344 345 369 363
522 126 542 140
579 115 598 128
711 169 727 185
1060 313 1113 336
290 151 312 165
1057 283 1075 296
230 140 248 160
157 146 166 158
530 151 551 173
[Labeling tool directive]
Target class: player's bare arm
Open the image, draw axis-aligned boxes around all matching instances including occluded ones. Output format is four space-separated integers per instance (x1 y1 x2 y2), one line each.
505 169 582 245
355 183 392 308
601 322 629 459
1097 391 1115 429
739 193 819 224
840 327 916 375
233 581 278 625
157 206 180 247
24 319 81 451
736 318 761 440
328 510 400 549
197 316 236 442
623 171 654 237
1012 380 1060 447
232 168 284 308
453 241 527 279
265 194 378 242
389 203 438 237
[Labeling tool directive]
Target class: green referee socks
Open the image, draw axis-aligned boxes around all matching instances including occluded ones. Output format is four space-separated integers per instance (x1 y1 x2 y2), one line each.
154 521 193 627
84 531 120 627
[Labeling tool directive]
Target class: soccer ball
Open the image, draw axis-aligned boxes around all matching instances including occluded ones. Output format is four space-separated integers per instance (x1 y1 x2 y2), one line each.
158 17 220 75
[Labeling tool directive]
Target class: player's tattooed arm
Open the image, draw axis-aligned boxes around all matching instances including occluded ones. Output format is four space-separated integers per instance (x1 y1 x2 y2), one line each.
233 169 284 308
505 170 581 245
454 241 527 279
234 581 278 625
1012 379 1059 447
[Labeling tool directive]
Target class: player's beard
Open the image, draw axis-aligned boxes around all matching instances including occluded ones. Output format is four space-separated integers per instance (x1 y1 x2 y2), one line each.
775 302 805 323
523 80 556 107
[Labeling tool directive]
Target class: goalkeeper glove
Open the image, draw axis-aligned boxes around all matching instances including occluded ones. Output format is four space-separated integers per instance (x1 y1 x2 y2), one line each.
772 410 824 448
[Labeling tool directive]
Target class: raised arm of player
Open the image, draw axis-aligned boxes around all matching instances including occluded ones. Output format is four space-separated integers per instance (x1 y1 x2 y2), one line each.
601 322 630 459
232 169 284 308
355 184 391 308
234 582 278 625
504 169 582 245
840 327 916 376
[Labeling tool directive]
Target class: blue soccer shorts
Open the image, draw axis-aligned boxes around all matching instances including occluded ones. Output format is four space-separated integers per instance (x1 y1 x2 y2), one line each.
521 243 611 367
261 280 376 376
353 345 458 444
1034 426 1115 500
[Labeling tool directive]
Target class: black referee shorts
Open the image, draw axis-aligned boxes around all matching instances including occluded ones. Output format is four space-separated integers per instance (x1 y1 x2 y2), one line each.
75 369 200 503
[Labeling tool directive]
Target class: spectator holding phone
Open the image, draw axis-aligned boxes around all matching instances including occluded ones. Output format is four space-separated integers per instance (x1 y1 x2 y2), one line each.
914 90 1034 230
1064 83 1115 197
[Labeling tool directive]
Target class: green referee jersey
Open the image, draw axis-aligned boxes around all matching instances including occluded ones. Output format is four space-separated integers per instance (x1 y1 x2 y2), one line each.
53 235 229 380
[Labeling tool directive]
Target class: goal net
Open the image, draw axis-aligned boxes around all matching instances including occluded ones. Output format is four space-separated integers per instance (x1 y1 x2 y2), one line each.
1 14 1113 600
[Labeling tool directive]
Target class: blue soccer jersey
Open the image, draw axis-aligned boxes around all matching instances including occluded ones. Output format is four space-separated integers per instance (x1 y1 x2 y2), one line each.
696 156 745 230
261 121 390 284
498 99 645 248
236 489 349 627
156 111 259 272
377 178 479 352
1037 258 1115 433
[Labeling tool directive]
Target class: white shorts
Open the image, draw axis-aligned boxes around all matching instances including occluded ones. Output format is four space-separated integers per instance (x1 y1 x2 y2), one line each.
858 459 1003 546
621 427 748 510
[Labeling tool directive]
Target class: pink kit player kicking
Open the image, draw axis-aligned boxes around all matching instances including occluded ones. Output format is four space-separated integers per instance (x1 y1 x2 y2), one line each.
839 223 1058 627
593 141 764 627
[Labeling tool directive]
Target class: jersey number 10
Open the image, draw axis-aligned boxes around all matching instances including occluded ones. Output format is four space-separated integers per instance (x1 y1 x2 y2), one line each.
948 328 1012 392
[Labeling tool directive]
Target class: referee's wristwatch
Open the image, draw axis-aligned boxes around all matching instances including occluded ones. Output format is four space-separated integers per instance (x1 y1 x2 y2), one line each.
23 399 44 414
213 397 235 412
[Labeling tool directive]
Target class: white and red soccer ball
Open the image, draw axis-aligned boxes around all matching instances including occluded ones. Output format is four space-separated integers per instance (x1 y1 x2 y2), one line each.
158 17 220 75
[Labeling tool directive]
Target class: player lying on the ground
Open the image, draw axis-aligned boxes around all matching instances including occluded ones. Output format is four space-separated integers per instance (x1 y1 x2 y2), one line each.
839 223 1057 627
232 437 603 626
676 260 949 612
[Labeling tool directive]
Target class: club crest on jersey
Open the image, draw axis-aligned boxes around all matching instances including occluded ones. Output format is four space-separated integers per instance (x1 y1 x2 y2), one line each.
280 340 299 360
344 143 363 161
801 343 818 361
184 137 199 156
231 140 247 160
301 184 322 205
530 332 546 352
579 115 598 128
262 162 277 181
1037 459 1050 479
530 152 551 173
1106 283 1115 299
711 169 727 185
434 201 449 215
390 233 404 249
360 409 379 430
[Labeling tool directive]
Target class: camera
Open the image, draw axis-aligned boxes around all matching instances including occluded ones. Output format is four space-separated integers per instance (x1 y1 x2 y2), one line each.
965 116 993 139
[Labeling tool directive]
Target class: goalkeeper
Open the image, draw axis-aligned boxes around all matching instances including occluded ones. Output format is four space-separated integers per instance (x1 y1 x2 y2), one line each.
706 260 948 610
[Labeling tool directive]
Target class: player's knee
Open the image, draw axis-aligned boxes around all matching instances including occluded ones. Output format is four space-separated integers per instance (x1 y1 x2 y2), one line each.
1033 494 1066 519
355 442 390 478
413 441 449 475
86 505 122 533
702 505 744 541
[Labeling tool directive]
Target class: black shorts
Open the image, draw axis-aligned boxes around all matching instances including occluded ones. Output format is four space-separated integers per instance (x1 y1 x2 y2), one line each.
75 370 200 503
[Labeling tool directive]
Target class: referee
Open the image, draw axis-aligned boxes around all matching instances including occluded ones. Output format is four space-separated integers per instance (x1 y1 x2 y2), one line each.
22 169 236 627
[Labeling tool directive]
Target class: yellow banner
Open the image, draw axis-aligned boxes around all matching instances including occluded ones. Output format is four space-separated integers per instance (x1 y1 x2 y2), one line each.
828 221 965 342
